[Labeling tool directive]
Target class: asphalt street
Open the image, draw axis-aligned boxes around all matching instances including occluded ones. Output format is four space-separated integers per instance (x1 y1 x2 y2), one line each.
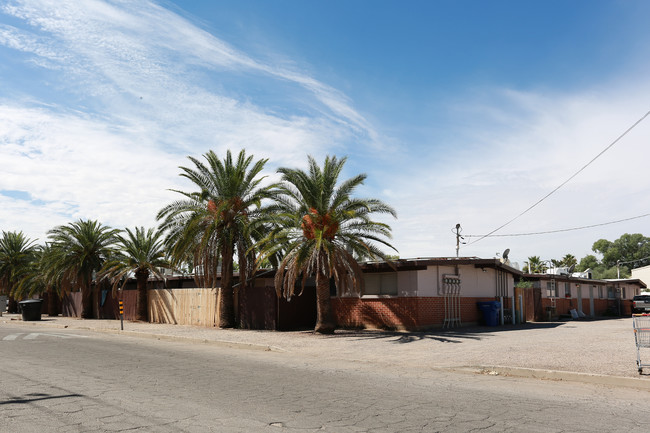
2 324 650 432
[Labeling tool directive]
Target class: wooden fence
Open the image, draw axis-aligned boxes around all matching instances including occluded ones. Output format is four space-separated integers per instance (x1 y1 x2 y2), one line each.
149 288 220 327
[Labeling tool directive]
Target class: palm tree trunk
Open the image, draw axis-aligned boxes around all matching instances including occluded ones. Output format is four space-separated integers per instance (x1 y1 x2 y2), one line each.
7 294 18 314
315 271 335 334
81 286 93 319
136 269 149 322
47 287 57 316
218 243 235 328
93 281 100 319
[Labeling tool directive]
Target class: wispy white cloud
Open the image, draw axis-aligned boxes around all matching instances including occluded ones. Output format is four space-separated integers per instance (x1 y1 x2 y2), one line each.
0 0 379 241
383 80 650 265
1 0 374 136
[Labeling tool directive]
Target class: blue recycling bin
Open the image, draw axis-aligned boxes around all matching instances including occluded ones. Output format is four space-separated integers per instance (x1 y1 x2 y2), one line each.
477 301 501 326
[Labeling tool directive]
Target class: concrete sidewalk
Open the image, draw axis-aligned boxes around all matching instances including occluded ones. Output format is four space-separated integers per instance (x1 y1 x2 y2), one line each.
2 313 649 389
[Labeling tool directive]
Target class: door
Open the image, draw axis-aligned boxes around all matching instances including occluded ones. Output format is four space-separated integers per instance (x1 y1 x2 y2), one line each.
577 286 583 315
533 288 544 321
589 286 595 317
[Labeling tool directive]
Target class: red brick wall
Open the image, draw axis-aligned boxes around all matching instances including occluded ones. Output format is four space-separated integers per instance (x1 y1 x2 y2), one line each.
331 296 498 330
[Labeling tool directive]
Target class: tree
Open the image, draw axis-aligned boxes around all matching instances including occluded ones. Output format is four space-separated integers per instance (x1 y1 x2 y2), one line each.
260 155 397 334
0 231 38 312
524 256 546 274
100 227 169 322
47 220 120 319
560 254 577 268
14 243 62 316
593 233 650 273
576 254 599 272
157 149 274 328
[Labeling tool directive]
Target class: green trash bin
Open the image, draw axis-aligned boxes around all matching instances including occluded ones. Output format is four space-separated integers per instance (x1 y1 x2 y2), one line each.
19 299 43 321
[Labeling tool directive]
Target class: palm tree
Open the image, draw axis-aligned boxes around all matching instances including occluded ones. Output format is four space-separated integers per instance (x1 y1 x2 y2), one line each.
260 155 397 334
14 243 62 316
0 231 38 313
47 220 120 319
561 254 577 268
157 149 274 328
525 256 547 274
100 227 169 321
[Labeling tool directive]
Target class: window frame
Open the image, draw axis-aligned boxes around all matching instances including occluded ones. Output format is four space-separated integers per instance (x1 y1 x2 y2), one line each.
546 280 557 298
362 272 398 297
607 286 615 299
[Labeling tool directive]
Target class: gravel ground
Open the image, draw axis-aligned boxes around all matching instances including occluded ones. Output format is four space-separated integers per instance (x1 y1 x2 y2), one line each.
2 313 648 380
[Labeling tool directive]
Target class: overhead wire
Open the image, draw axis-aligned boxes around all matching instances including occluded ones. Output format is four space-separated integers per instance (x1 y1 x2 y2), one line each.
464 212 650 238
616 255 650 267
467 109 650 246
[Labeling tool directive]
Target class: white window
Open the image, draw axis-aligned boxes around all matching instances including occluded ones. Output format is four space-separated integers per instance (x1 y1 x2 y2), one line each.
607 286 615 299
364 273 398 296
598 286 603 299
564 282 571 298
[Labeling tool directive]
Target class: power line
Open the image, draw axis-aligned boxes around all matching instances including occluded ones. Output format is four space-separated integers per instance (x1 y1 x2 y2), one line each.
618 255 650 266
468 109 650 245
464 212 650 238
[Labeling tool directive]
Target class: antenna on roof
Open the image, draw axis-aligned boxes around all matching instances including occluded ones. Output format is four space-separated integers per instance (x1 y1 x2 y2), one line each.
501 248 511 265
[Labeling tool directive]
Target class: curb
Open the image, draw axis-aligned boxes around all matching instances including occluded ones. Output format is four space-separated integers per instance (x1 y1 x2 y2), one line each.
450 366 650 390
0 317 285 353
97 328 287 352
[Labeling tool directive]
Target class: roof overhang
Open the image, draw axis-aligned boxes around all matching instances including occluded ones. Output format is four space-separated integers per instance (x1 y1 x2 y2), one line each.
360 257 523 276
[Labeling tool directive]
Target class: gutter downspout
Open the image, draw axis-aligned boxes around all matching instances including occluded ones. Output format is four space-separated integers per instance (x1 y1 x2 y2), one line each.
510 268 516 325
496 267 504 325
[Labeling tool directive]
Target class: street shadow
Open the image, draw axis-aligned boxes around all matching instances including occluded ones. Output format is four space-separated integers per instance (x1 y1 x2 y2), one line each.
313 322 568 344
0 392 84 405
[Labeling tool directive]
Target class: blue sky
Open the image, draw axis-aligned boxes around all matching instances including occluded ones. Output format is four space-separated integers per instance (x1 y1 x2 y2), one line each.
1 0 649 268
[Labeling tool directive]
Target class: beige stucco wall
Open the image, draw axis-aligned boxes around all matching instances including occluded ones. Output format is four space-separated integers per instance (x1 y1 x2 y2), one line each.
632 265 650 291
540 279 642 300
414 265 513 298
459 267 514 298
416 265 450 297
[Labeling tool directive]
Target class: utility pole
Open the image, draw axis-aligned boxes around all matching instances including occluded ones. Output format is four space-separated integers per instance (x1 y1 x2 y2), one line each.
454 223 464 258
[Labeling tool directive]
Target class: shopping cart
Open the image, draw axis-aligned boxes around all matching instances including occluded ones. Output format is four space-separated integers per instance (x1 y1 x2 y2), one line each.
632 314 650 374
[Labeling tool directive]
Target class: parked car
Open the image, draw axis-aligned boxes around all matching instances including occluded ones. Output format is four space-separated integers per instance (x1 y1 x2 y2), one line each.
632 295 650 314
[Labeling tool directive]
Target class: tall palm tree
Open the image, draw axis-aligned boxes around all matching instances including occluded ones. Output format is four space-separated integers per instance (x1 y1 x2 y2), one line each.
0 231 38 313
260 155 397 334
100 226 169 322
47 220 120 319
157 149 274 328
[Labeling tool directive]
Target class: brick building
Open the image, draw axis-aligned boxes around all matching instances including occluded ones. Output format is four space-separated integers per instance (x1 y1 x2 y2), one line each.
330 257 521 330
520 271 646 319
